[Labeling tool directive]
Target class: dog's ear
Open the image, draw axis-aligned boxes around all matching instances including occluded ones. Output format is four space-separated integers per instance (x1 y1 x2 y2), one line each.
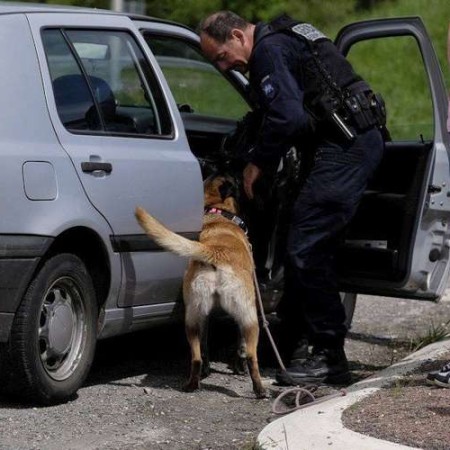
218 179 236 201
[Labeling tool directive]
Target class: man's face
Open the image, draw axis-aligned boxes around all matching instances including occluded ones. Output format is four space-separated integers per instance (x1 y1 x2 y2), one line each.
200 29 251 74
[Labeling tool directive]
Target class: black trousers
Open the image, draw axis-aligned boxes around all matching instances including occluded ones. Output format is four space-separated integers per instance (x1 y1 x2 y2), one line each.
277 127 384 349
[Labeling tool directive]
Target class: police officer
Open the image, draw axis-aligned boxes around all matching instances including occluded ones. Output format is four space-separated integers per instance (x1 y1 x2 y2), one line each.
199 11 385 385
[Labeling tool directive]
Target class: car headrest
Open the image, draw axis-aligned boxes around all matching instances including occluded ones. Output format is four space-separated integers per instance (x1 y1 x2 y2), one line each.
53 74 116 125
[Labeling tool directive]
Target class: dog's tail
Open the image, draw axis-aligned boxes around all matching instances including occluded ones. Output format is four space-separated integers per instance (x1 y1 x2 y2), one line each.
135 206 214 264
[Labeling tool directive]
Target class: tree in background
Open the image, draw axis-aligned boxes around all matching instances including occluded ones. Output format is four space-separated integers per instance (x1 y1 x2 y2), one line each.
284 0 355 30
145 0 389 29
145 0 285 28
32 0 110 8
144 0 359 29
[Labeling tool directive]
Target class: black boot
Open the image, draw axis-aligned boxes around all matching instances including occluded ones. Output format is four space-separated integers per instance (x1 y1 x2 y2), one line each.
276 347 351 385
271 312 309 366
276 333 310 367
289 338 310 365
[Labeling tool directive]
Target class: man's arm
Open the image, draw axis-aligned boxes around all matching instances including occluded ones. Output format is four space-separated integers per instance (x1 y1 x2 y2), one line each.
248 39 313 171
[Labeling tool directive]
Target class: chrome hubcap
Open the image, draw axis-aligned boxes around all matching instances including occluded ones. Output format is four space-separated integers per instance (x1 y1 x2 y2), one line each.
48 302 74 355
38 277 86 381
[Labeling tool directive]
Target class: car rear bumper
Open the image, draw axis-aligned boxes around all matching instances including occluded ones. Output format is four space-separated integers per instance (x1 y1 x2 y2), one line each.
0 235 53 342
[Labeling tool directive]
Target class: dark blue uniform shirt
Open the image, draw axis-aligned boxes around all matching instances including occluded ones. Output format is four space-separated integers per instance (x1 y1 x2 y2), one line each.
248 23 315 171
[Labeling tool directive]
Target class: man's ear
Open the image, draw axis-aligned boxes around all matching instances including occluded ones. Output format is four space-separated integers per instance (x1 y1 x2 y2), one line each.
231 28 245 44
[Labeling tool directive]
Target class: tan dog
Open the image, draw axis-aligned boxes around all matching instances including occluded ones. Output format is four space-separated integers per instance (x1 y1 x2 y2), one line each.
135 175 265 398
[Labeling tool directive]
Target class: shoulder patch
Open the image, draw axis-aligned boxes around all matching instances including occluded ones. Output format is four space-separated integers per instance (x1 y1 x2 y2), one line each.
260 75 277 100
291 23 327 42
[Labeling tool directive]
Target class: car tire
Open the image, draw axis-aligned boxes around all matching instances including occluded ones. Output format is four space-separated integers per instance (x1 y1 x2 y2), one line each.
4 254 98 405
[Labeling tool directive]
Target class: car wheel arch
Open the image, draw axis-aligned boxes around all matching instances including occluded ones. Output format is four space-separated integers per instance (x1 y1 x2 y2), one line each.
42 226 111 312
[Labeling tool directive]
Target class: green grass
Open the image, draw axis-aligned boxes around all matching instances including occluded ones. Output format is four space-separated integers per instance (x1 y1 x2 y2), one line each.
160 66 250 119
346 35 435 140
410 319 450 352
324 0 449 77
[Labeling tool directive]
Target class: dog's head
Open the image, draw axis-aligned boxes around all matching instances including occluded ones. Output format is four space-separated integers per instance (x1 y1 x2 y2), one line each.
203 174 239 213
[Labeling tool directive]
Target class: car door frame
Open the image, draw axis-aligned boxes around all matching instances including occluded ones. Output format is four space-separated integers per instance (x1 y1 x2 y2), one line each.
335 16 450 300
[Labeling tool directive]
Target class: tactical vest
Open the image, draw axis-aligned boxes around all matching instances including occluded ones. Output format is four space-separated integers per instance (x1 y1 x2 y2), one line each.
255 15 387 140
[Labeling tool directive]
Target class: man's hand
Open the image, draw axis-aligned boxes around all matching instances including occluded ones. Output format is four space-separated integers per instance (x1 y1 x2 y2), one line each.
243 163 262 199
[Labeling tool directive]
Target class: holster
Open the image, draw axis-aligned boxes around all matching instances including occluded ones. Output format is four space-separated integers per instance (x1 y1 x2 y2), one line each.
342 80 387 134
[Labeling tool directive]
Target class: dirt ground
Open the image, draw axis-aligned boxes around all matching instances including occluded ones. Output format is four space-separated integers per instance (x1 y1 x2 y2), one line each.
342 353 450 450
0 293 450 450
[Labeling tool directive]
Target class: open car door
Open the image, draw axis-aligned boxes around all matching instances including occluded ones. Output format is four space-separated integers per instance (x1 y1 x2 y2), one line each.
334 17 450 300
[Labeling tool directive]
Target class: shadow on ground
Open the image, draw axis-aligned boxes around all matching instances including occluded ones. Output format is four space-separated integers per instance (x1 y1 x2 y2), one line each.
87 317 260 389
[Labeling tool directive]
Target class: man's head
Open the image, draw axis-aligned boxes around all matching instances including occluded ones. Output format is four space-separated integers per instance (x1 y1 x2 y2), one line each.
199 11 255 74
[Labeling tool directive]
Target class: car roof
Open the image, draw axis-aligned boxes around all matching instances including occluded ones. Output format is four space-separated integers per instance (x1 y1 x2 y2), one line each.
0 2 194 32
127 13 194 32
0 1 103 14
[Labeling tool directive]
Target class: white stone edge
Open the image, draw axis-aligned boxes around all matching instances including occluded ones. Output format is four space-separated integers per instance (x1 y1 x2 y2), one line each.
258 338 450 450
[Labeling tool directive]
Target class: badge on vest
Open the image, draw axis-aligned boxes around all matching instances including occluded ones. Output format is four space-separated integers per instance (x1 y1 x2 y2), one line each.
291 23 326 42
260 75 276 100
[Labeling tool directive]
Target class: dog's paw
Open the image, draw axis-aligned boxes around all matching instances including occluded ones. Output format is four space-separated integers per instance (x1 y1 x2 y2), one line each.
231 357 248 375
201 363 211 379
254 386 267 399
182 381 200 392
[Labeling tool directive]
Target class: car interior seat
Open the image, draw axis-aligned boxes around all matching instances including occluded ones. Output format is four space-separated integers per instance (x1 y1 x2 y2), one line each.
53 74 135 132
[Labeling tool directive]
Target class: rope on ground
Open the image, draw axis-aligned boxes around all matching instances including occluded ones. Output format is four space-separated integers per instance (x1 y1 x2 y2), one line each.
252 266 347 415
271 385 347 415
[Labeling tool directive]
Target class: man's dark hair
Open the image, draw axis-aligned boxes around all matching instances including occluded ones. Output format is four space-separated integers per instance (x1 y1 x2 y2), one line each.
198 11 249 43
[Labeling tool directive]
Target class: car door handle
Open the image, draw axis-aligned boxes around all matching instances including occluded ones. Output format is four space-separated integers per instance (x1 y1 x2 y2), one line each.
81 162 113 173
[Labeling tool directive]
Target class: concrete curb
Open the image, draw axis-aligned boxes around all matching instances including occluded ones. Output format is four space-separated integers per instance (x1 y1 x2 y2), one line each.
257 338 450 450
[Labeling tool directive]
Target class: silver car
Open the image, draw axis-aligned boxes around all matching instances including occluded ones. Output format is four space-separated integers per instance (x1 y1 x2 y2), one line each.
0 3 449 404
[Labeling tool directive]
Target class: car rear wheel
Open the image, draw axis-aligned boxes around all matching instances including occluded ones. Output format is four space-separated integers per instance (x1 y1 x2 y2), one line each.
4 254 97 404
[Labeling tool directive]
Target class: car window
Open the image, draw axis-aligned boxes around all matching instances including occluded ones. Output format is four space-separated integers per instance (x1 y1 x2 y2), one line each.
346 36 433 141
144 34 249 120
42 29 172 137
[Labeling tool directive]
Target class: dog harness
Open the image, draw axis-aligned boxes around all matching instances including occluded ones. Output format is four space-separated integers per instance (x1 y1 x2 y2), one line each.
204 207 248 235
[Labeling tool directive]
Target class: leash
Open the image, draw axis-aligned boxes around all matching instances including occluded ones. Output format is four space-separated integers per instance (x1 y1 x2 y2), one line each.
251 265 346 415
